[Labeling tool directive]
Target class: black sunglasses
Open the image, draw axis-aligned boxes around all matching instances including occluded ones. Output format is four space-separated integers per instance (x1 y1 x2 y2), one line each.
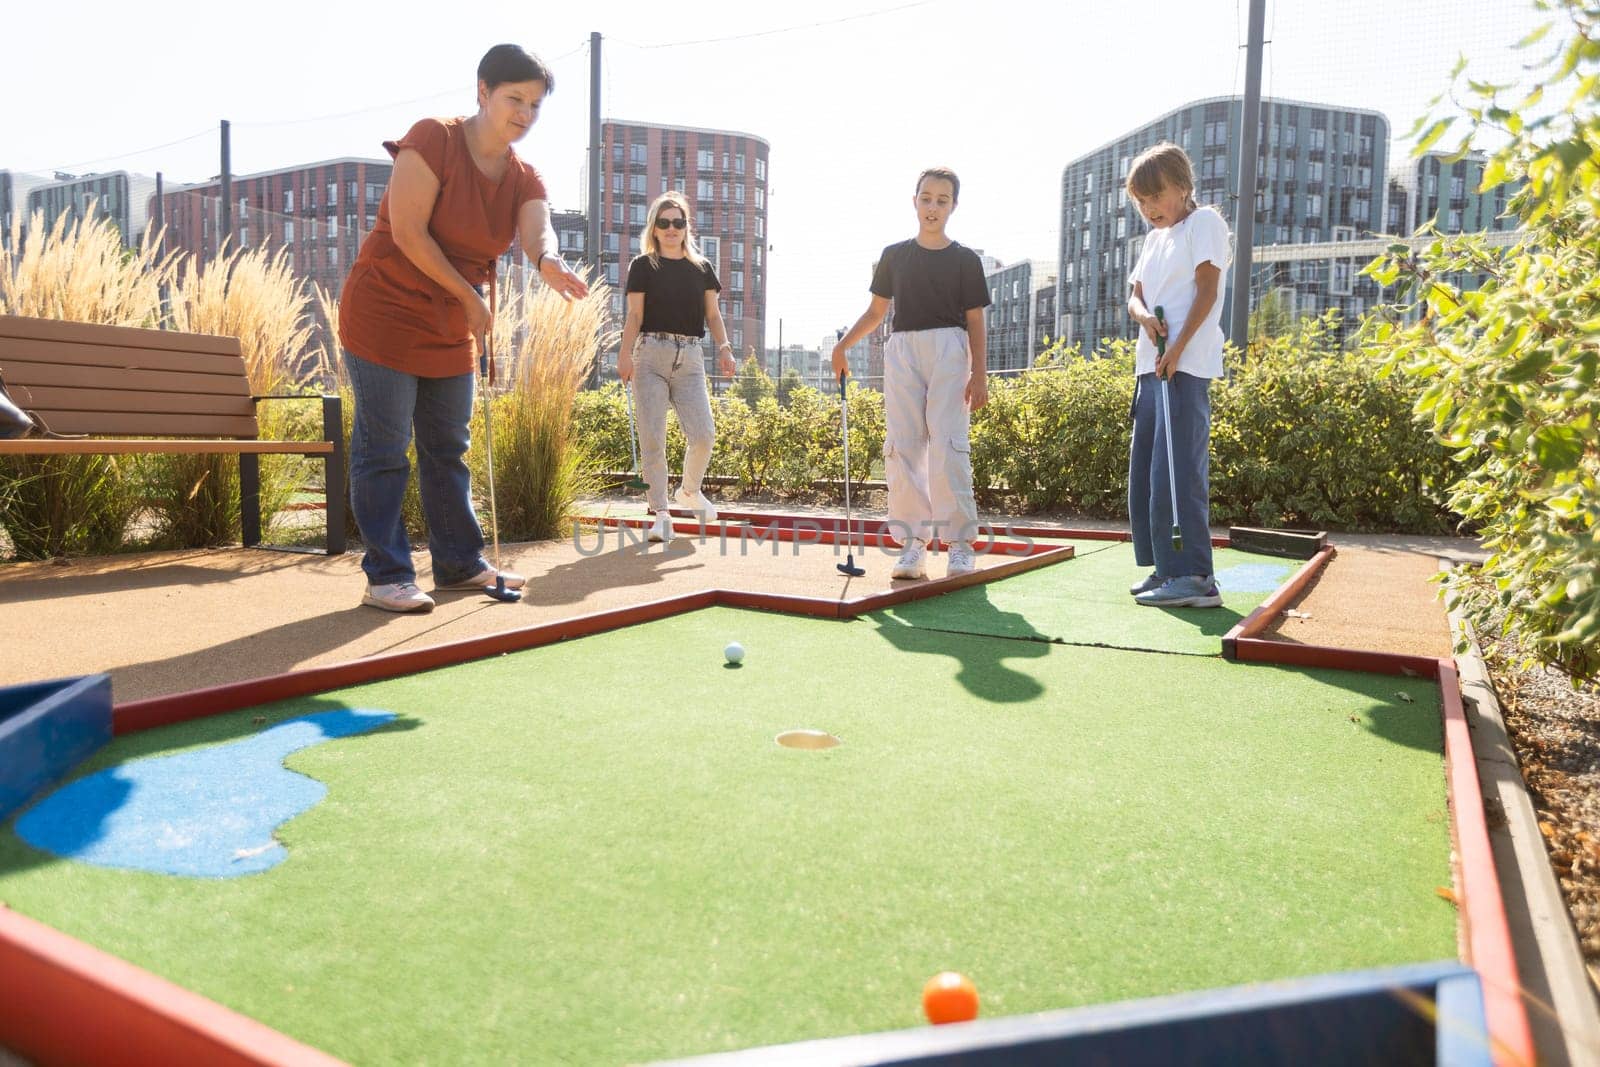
654 217 687 230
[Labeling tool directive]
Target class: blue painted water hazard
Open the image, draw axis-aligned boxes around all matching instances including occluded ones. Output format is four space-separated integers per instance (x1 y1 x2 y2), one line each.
1214 561 1295 594
14 709 395 878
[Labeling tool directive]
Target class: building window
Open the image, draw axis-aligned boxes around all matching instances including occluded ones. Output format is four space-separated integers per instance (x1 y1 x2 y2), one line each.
611 173 623 193
630 144 646 165
611 143 624 164
605 233 619 252
697 148 714 169
283 220 294 242
731 241 744 264
283 189 294 212
327 182 337 208
605 263 620 285
733 184 745 204
1116 216 1126 238
366 183 383 204
1307 193 1322 216
697 179 714 201
755 158 766 182
329 246 338 269
1081 230 1091 251
735 153 746 176
629 174 646 195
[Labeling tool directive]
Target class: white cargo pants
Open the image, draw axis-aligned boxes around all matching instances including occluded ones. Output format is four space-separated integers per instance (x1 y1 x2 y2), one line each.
883 327 979 547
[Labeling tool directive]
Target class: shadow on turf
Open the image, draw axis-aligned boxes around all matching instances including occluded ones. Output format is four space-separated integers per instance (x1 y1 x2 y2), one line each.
870 587 1048 703
0 700 419 879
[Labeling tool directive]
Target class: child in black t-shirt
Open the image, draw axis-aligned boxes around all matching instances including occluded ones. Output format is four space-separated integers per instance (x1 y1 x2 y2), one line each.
618 191 737 542
831 168 991 579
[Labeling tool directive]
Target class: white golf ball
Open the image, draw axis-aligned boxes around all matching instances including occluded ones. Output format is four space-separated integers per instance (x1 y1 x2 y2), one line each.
724 642 745 665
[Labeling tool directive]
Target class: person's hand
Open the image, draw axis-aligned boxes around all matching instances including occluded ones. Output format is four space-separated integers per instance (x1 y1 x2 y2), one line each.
465 289 492 341
1140 312 1167 347
718 349 737 378
1156 342 1183 380
966 371 989 411
541 257 589 300
618 348 634 383
830 345 849 378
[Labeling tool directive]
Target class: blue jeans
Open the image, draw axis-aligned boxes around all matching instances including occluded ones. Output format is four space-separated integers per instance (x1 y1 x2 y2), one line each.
1129 371 1214 577
344 351 487 586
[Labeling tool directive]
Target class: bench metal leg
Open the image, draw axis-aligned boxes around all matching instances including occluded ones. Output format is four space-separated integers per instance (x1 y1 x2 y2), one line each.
322 395 347 555
239 453 262 547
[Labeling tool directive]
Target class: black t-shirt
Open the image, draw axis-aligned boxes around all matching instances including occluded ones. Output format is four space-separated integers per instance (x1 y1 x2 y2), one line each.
626 254 722 337
869 239 991 333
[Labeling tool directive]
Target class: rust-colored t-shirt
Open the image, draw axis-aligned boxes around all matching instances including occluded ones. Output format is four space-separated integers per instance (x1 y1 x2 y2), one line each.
338 117 546 377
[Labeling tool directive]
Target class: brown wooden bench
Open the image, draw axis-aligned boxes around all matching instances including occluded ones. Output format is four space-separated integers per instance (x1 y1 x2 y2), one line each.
0 314 345 554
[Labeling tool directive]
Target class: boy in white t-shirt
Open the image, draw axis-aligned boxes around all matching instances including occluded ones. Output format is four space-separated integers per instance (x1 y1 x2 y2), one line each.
1124 142 1231 608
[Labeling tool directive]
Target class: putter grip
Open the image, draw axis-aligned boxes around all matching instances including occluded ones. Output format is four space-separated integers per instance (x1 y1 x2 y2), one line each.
839 369 847 398
1154 306 1166 357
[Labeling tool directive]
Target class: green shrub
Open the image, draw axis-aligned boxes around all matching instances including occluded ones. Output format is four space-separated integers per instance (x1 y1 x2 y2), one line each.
1362 0 1600 678
971 341 1136 514
0 455 141 559
1212 316 1463 532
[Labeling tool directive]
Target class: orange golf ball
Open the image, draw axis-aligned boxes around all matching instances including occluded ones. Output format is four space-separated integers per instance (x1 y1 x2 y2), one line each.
922 971 979 1024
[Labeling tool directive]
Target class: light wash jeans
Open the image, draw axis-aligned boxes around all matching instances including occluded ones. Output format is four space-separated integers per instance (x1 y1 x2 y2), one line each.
344 351 488 586
1129 371 1215 578
882 327 979 546
632 335 715 513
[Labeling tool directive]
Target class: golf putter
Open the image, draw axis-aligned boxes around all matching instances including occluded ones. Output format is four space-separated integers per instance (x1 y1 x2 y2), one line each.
624 381 647 491
1154 306 1182 552
836 366 864 577
477 322 521 604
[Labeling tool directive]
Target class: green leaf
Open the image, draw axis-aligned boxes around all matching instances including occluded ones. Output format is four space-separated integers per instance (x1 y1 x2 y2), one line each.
1514 22 1553 50
1414 118 1456 155
1531 424 1584 471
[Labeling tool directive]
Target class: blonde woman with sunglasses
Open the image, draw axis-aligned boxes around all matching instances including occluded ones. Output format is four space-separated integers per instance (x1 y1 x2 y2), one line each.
617 191 736 541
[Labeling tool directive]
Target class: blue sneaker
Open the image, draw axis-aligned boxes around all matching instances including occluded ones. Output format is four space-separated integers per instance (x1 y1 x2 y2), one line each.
1129 571 1166 596
1135 575 1222 608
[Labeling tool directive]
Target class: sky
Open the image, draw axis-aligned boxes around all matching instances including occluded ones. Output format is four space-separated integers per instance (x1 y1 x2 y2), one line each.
5 0 1548 347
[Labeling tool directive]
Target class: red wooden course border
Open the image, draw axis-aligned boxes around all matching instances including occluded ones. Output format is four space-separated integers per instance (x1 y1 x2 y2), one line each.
0 515 1531 1066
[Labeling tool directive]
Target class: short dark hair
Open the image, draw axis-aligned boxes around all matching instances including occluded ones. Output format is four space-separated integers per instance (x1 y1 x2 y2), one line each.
915 167 960 203
478 44 554 93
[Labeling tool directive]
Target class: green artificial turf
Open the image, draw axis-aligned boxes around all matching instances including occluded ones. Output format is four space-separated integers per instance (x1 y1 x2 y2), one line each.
876 542 1297 654
0 607 1453 1064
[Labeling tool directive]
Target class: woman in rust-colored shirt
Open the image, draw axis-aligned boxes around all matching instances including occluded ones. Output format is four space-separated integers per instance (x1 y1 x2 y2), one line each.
339 44 587 613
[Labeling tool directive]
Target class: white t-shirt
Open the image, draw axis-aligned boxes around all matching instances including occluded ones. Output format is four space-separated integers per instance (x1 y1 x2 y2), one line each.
1127 206 1231 379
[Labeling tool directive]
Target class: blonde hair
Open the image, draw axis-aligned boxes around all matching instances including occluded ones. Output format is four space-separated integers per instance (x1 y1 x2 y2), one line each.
1126 142 1199 212
642 191 709 270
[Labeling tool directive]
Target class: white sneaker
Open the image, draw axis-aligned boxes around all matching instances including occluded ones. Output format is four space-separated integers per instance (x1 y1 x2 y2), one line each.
946 541 977 577
362 581 435 613
891 539 928 580
674 487 719 521
436 566 526 591
647 511 674 543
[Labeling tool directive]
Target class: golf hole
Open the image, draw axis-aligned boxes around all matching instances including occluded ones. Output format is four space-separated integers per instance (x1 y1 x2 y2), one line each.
775 729 841 750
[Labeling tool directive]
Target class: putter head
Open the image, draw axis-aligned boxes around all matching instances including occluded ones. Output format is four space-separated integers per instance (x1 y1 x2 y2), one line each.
836 556 866 577
485 576 522 603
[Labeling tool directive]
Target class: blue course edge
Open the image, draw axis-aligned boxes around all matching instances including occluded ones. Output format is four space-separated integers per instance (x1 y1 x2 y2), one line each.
0 674 113 823
663 960 1491 1067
